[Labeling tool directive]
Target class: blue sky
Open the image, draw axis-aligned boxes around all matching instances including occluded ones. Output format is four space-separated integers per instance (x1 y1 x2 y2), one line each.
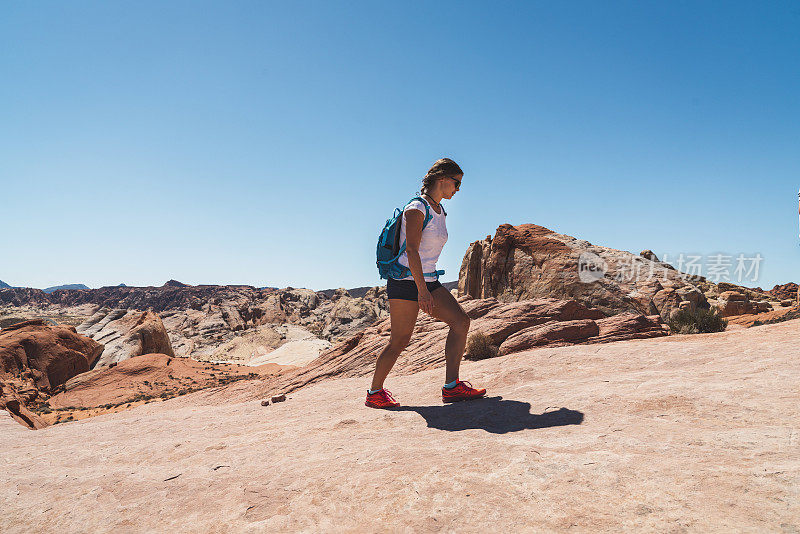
2 1 798 290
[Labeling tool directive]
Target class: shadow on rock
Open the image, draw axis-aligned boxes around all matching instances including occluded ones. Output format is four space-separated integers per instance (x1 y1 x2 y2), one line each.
395 396 584 433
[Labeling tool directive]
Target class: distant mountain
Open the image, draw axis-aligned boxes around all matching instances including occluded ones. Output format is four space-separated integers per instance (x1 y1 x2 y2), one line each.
0 280 11 289
163 280 189 288
42 284 90 294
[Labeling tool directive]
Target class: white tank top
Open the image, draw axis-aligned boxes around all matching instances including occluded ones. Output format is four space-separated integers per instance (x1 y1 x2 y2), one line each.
396 197 448 282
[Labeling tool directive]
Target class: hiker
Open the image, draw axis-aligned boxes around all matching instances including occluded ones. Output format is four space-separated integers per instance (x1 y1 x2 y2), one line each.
366 158 487 408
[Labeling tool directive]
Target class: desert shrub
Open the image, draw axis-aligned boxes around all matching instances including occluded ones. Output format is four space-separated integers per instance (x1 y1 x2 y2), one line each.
668 307 727 334
464 332 499 361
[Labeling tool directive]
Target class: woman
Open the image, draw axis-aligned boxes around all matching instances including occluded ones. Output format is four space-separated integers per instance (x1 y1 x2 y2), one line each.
366 158 487 408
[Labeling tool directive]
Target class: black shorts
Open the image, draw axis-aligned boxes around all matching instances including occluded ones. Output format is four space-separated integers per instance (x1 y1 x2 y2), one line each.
387 278 444 301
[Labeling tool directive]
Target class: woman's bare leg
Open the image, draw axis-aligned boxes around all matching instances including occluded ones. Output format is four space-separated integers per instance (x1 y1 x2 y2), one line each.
369 299 419 391
429 287 471 384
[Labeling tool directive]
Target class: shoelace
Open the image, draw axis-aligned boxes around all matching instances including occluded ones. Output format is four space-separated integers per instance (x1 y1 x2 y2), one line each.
444 381 475 393
369 389 397 402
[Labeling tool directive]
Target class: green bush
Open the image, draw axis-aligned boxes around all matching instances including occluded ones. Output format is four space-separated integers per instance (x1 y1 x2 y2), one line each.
464 331 499 361
668 307 727 334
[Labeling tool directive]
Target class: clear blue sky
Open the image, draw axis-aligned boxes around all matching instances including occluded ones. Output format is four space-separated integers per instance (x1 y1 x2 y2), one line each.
2 1 798 290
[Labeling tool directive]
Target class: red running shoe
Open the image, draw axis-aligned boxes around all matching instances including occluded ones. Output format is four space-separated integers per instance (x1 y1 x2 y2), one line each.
365 388 400 409
442 380 487 403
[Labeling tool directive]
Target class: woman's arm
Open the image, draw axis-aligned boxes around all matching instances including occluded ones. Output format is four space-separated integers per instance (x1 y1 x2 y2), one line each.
404 209 435 315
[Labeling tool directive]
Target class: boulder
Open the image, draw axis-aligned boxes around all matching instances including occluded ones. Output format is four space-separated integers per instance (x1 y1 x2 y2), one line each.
592 313 670 343
458 223 709 319
640 250 661 262
0 320 103 428
0 320 104 390
769 282 798 302
498 320 599 355
716 291 771 317
77 310 174 368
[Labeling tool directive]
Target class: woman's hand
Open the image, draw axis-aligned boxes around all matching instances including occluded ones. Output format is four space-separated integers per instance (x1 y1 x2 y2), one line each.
418 287 435 315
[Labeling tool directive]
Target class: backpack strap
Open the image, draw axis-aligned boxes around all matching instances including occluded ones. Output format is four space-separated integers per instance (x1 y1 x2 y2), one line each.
409 196 433 229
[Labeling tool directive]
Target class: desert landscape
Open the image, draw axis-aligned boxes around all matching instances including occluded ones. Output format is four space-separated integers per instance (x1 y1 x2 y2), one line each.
2 223 799 532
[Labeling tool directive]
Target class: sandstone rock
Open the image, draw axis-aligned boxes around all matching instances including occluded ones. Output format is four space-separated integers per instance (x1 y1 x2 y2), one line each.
255 297 668 399
717 282 774 303
0 287 51 308
0 321 103 428
769 282 798 302
592 313 670 343
726 306 800 327
498 319 599 355
2 319 799 531
47 353 287 411
78 310 175 368
3 284 390 360
0 320 104 391
639 249 660 262
717 291 769 317
271 394 286 403
652 288 683 319
719 291 746 302
781 299 793 307
458 223 709 319
0 392 46 430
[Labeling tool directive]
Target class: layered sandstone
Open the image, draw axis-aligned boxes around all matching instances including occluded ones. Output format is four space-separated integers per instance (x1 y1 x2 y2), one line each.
78 309 174 368
1 284 390 364
457 223 710 319
715 291 771 318
254 297 669 399
1 319 797 532
768 282 798 302
0 320 104 428
47 353 287 413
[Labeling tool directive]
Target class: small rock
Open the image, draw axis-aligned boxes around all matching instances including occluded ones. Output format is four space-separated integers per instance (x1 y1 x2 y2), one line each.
260 399 270 406
271 394 286 403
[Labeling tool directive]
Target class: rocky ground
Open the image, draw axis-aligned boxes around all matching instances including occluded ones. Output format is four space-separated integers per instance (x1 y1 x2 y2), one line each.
250 296 671 401
0 283 389 372
2 318 798 533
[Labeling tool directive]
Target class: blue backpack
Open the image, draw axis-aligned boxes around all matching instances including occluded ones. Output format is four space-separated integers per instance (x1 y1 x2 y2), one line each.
376 196 446 280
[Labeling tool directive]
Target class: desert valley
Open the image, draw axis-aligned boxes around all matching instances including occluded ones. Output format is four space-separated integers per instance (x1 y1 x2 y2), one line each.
2 223 799 531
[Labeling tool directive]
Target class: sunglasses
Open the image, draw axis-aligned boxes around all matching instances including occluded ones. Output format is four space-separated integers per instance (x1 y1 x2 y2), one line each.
447 176 462 190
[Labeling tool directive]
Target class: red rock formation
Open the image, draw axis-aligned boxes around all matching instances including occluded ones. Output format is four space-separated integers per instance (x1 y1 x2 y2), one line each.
769 282 798 302
2 284 389 355
48 353 286 410
0 287 51 307
458 223 710 319
0 320 104 390
716 291 771 317
0 320 103 428
257 297 669 398
498 320 600 354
